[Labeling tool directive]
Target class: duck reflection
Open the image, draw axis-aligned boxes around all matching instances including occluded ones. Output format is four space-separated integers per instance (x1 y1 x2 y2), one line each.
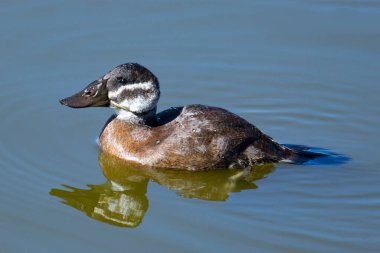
50 151 274 227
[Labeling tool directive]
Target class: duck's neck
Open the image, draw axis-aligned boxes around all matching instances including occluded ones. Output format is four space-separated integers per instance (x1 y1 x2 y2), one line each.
116 107 157 125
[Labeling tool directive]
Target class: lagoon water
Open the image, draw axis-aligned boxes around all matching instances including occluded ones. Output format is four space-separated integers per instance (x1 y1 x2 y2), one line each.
1 1 379 252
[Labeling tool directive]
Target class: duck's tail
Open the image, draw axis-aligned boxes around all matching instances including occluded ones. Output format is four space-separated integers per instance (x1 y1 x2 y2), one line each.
281 144 350 165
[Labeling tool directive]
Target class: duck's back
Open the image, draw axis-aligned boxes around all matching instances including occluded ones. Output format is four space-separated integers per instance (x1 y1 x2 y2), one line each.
99 105 292 170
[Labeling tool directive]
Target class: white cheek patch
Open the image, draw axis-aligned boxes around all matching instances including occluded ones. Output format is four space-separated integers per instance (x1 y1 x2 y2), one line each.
119 93 159 113
108 81 155 99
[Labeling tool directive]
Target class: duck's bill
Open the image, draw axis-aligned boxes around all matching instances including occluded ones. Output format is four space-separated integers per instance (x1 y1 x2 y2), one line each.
59 79 110 108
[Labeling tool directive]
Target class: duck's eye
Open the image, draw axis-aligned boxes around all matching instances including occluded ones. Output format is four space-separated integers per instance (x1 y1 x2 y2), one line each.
83 88 96 97
117 77 128 84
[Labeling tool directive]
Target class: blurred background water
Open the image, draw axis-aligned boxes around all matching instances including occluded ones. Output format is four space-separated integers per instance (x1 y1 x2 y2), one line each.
0 1 379 252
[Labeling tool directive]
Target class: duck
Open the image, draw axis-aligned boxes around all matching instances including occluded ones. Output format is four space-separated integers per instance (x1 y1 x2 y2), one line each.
60 63 308 171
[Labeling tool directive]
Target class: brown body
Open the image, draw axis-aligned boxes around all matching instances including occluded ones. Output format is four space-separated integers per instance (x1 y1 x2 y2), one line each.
99 104 292 170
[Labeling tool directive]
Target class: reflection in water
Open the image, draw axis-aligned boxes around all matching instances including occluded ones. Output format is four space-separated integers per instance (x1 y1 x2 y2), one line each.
50 151 274 227
50 180 148 228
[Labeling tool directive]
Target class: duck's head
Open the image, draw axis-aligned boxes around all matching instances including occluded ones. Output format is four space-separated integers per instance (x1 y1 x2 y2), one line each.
60 63 160 121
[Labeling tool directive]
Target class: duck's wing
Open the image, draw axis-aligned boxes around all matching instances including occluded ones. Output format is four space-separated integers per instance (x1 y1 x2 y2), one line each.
177 105 292 167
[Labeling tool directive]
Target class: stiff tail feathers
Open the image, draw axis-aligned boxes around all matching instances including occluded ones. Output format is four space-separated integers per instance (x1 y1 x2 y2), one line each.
282 144 350 165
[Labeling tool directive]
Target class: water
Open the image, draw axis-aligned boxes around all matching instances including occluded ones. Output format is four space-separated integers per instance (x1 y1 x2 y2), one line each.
0 1 379 252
